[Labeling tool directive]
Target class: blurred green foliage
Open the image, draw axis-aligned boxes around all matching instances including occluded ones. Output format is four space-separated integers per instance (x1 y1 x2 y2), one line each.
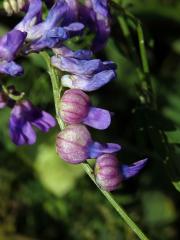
0 0 180 239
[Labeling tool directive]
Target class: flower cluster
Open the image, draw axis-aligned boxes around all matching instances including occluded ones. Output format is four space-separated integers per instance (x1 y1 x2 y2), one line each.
1 0 147 191
52 45 147 191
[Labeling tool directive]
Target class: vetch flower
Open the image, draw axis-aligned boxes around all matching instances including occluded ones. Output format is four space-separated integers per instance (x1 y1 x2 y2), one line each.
0 29 27 76
56 124 121 164
9 100 56 145
95 154 148 191
80 0 110 52
51 54 116 91
19 0 84 52
60 89 111 129
15 0 42 33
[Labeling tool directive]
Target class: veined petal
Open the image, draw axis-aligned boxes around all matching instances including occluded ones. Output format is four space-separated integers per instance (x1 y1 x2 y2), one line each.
45 0 68 28
0 30 27 61
83 107 111 129
122 159 148 179
9 118 36 145
15 0 42 33
52 56 103 75
89 141 121 158
61 70 115 92
62 0 79 25
32 110 56 132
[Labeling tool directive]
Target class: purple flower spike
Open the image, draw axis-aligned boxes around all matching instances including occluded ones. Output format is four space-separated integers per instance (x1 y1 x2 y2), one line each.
89 141 121 158
60 89 111 129
122 159 148 179
56 124 92 164
95 154 122 191
56 124 121 164
9 100 56 145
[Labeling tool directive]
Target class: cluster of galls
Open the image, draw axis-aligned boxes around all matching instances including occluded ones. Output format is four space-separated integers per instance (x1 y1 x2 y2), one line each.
52 49 147 192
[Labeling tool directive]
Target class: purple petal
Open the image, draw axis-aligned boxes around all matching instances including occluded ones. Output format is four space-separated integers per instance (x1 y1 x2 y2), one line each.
61 70 115 92
62 0 79 25
73 49 93 60
89 141 121 158
26 0 67 41
0 61 23 76
0 30 27 61
52 56 103 75
122 159 148 179
53 47 93 60
80 0 110 52
9 100 56 145
9 117 36 145
83 107 111 129
91 0 110 52
15 0 42 33
32 111 56 132
63 22 84 37
28 27 69 52
46 27 69 39
45 0 68 28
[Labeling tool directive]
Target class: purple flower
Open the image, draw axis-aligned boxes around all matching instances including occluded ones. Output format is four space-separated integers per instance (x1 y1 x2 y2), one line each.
19 0 84 52
15 0 42 34
95 154 122 191
95 154 148 191
80 0 110 52
0 29 27 76
62 0 79 25
121 159 148 179
60 89 111 129
51 54 116 91
56 124 121 164
9 100 56 145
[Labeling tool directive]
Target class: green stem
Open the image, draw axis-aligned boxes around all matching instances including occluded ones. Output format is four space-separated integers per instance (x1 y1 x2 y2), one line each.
41 52 150 240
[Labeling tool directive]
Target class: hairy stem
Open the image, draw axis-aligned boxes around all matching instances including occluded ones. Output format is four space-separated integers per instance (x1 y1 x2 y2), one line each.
41 52 150 240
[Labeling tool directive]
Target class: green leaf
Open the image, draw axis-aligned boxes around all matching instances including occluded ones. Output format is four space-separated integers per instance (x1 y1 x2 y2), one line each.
165 130 180 144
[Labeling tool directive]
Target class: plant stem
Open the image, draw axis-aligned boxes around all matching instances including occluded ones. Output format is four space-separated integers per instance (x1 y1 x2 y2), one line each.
41 52 150 240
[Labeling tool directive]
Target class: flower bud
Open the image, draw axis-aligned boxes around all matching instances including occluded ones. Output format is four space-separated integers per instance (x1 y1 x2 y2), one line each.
95 154 122 191
56 124 92 164
60 89 111 130
60 89 90 124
